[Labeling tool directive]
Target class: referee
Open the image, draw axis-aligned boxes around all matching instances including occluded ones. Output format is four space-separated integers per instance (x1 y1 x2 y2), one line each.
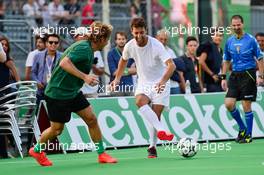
221 15 264 143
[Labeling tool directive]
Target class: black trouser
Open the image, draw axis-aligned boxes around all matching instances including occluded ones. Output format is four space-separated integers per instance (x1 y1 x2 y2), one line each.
206 83 223 93
0 135 8 158
226 69 257 101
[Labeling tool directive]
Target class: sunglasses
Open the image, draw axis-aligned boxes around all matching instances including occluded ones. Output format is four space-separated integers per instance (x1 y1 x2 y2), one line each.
48 41 59 45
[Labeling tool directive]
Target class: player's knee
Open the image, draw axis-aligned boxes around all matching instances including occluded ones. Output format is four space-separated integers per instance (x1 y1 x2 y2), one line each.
55 129 63 136
86 115 98 127
225 101 235 111
242 104 252 112
135 100 141 107
51 126 64 136
136 99 147 107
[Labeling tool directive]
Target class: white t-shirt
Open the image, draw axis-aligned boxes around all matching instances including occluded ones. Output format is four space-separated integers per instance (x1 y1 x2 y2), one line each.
81 51 104 95
123 36 171 85
22 2 41 28
25 49 41 67
48 2 65 26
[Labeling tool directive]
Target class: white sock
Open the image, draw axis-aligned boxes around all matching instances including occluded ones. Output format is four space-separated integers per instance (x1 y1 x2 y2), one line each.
149 126 157 148
139 104 164 131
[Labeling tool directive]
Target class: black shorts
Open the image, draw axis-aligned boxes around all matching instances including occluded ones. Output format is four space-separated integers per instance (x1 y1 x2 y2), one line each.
226 69 257 101
44 92 90 123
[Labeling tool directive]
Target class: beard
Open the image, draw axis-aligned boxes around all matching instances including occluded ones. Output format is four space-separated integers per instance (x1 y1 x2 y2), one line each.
234 28 242 35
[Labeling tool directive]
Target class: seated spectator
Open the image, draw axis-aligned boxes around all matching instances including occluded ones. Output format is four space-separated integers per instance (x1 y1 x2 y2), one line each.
107 31 136 95
36 0 46 11
0 0 5 32
169 0 191 56
25 35 46 80
151 0 168 35
31 33 62 108
22 0 42 28
9 0 23 15
81 0 95 26
60 0 81 26
130 3 139 18
42 2 52 27
48 0 66 27
131 0 147 21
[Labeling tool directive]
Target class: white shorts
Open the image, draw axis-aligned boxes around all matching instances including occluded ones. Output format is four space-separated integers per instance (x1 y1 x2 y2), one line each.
135 82 170 107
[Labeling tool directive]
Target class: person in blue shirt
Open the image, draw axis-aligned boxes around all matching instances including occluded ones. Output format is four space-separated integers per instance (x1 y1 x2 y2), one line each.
107 31 136 95
32 33 62 108
221 15 264 143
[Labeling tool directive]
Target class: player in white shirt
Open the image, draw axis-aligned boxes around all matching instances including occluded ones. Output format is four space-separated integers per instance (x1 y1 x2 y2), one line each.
110 17 176 158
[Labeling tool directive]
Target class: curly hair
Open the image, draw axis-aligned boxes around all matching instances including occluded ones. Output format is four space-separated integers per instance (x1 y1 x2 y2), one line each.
87 21 113 43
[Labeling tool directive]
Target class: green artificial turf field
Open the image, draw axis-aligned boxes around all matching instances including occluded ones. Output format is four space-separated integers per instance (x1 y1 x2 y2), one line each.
1 139 264 175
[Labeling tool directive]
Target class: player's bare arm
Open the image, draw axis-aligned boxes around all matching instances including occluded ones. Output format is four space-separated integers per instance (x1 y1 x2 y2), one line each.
110 57 128 89
113 64 137 76
156 59 176 93
257 57 264 86
221 60 231 91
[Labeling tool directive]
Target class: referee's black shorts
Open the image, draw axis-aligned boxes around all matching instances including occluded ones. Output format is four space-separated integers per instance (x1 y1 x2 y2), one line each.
226 69 257 101
44 92 90 123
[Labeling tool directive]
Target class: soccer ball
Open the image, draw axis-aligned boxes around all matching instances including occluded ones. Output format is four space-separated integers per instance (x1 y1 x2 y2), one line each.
177 138 198 158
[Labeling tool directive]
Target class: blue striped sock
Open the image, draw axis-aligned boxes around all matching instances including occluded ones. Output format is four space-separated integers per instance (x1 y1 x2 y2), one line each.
230 108 246 131
245 111 254 136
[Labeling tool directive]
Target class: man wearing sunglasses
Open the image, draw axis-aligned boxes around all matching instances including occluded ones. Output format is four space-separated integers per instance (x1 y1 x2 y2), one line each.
31 33 62 109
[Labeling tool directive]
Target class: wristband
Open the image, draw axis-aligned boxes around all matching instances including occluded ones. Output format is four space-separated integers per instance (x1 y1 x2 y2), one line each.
123 68 129 76
219 74 226 80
